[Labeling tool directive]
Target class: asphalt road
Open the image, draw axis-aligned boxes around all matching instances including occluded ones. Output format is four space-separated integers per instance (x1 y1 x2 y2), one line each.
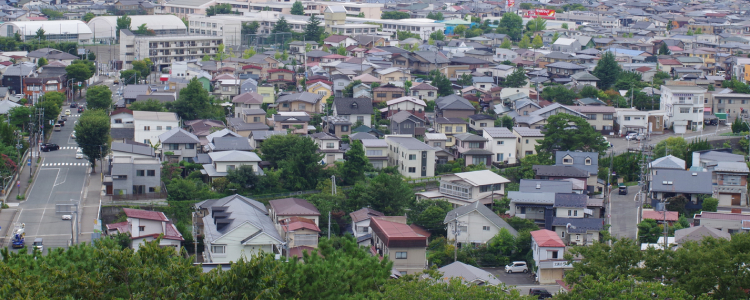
9 105 90 251
609 185 642 241
606 124 733 154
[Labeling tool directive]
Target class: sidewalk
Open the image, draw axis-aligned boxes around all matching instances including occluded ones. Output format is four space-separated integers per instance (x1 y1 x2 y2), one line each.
3 152 38 205
78 160 106 244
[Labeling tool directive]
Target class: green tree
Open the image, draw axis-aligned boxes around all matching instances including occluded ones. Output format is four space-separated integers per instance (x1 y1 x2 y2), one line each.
166 78 218 120
499 39 512 49
658 43 670 55
8 106 32 131
206 3 234 16
131 58 153 81
347 173 414 216
88 52 96 61
702 197 718 212
408 200 452 236
65 60 95 95
429 30 445 41
537 114 608 156
128 99 165 111
85 85 112 111
278 136 325 191
457 73 473 87
579 85 599 98
653 136 688 160
134 23 149 35
340 140 369 185
452 25 467 37
116 14 131 40
242 47 257 59
37 57 47 67
432 72 454 96
518 35 531 49
531 35 543 49
695 27 702 34
561 23 569 29
637 219 662 243
242 21 259 35
495 115 514 130
290 1 304 15
497 12 523 41
503 67 527 88
541 85 578 105
381 11 410 19
83 12 95 22
526 17 546 32
304 15 323 42
35 28 45 41
551 31 560 43
74 109 110 171
373 273 522 299
272 17 291 33
593 51 622 89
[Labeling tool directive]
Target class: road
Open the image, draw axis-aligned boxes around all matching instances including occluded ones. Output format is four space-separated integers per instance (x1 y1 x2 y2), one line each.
607 124 733 154
8 107 90 251
609 185 642 241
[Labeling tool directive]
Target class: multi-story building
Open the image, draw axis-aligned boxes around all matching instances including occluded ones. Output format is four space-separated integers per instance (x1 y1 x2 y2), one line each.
385 135 436 179
483 127 518 164
0 21 93 43
88 15 187 44
444 202 518 247
346 17 445 40
133 111 180 147
120 29 223 71
186 15 242 46
361 139 388 169
417 170 509 207
106 208 183 252
568 106 615 134
109 157 162 196
531 229 572 284
711 93 750 120
513 127 543 159
370 217 428 275
159 128 200 163
694 211 750 234
434 117 468 148
453 133 493 167
660 83 707 133
349 207 384 246
614 108 650 135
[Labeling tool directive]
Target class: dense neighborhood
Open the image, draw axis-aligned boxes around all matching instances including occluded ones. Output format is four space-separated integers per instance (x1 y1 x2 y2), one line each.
0 0 749 298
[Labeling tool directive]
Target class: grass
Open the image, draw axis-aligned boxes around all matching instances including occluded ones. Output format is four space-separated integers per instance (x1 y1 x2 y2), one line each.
622 181 639 186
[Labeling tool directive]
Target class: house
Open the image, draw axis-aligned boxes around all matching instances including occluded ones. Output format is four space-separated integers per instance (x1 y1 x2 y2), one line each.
417 170 510 207
434 117 468 148
435 261 502 286
444 201 518 247
424 133 447 149
110 142 156 159
311 132 344 164
201 150 262 182
649 169 712 208
110 108 134 128
385 96 426 119
269 198 320 227
373 84 405 102
232 92 264 118
410 82 438 101
660 83 706 133
570 71 600 87
545 62 586 78
711 162 749 207
614 108 650 135
674 225 731 246
361 139 388 169
323 115 352 138
279 217 321 253
107 157 162 196
185 119 226 145
106 208 183 252
370 217 428 275
483 127 518 164
158 128 200 163
249 130 286 149
694 211 750 234
350 207 385 246
385 135 436 179
331 74 351 97
533 166 590 187
555 151 599 190
531 229 572 284
642 210 679 225
508 191 555 226
307 81 332 100
197 194 284 263
376 67 411 84
435 95 476 119
513 127 543 159
333 97 373 127
133 111 180 147
453 133 493 167
207 136 254 153
277 92 324 114
551 38 582 52
390 111 426 136
272 112 311 133
467 114 496 133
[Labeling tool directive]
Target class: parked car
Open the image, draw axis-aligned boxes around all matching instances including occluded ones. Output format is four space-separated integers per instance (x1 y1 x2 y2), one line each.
65 109 71 116
70 102 77 108
62 215 72 220
75 148 84 159
505 261 528 273
60 115 67 121
529 288 553 299
41 143 60 152
625 133 637 141
54 124 61 131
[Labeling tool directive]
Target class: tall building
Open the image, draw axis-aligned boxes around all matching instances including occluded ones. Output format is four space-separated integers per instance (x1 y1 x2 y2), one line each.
120 29 223 71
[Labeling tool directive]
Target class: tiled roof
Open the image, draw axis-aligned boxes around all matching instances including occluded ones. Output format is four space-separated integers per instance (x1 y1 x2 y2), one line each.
533 165 589 177
350 207 385 223
531 229 565 247
123 208 168 222
642 210 679 222
513 127 543 137
370 217 427 248
269 198 321 216
483 127 515 138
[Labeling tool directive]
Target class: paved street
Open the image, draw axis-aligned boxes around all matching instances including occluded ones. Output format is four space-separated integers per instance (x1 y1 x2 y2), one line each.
609 185 642 241
482 268 562 296
607 124 733 154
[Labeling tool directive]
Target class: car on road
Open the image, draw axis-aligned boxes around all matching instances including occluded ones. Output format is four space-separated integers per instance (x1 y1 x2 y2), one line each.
62 215 72 220
60 115 67 121
41 143 60 152
65 109 71 116
70 102 77 108
71 132 76 139
618 184 628 195
114 79 119 85
75 148 84 159
505 261 529 274
54 124 61 131
58 120 65 126
78 106 84 113
603 137 613 148
625 133 645 141
529 288 553 299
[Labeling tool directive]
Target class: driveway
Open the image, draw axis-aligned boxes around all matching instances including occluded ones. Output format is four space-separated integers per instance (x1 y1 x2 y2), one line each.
482 267 562 296
609 185 642 241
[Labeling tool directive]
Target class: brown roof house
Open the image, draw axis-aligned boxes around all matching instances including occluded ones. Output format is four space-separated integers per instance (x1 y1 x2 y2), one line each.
370 217 428 276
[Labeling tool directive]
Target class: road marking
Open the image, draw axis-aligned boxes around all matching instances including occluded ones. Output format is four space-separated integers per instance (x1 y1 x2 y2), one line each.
26 234 71 237
34 169 61 237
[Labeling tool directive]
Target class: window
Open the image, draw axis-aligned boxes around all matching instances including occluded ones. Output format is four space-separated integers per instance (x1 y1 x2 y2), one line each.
357 116 364 123
226 165 236 171
212 245 226 253
408 167 416 173
563 158 572 164
497 141 504 145
480 122 487 127
624 116 631 121
144 126 150 131
548 250 559 259
603 114 613 120
693 108 701 113
456 127 463 132
317 90 326 96
341 125 349 132
366 150 382 156
392 93 402 98
136 170 145 176
468 142 480 148
358 226 369 233
525 139 529 144
574 210 578 216
282 103 289 108
115 119 123 124
585 158 591 165
680 107 690 113
586 114 597 120
298 104 306 110
147 170 156 176
326 143 334 149
408 154 416 160
139 226 145 232
568 210 572 216
561 231 565 238
166 126 172 130
395 252 407 259
185 143 195 149
376 93 387 97
483 226 491 231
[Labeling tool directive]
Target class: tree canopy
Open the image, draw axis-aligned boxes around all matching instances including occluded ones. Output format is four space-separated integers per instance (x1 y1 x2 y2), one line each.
497 13 523 41
381 11 410 19
85 85 112 111
536 114 609 156
74 109 110 170
290 1 304 15
593 51 622 89
166 77 222 120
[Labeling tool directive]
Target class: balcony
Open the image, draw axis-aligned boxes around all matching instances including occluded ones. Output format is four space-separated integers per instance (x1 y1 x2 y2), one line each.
439 180 472 200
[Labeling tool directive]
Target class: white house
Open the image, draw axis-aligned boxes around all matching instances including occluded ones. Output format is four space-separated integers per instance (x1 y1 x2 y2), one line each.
531 229 572 284
361 139 388 169
201 150 262 181
310 132 344 164
349 207 385 246
385 135 436 179
133 111 180 147
110 108 134 128
482 127 518 164
332 97 373 127
106 208 183 252
417 170 510 207
197 194 284 263
444 202 518 247
660 84 706 133
614 108 649 135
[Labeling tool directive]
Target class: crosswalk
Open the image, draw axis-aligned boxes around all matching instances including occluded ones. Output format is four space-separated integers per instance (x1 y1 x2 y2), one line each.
58 147 81 150
41 162 90 167
62 114 81 118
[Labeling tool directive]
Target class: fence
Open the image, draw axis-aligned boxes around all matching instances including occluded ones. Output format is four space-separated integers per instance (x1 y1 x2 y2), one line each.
112 182 168 201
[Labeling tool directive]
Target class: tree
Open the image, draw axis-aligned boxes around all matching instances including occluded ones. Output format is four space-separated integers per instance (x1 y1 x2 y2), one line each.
686 29 694 36
658 43 670 55
214 44 229 63
35 28 45 41
85 85 112 111
242 21 259 35
272 17 291 33
37 57 47 67
503 67 527 88
702 197 718 212
381 11 410 19
340 140 369 185
8 106 32 131
561 23 569 29
432 72 454 96
579 85 599 98
242 47 257 59
82 12 95 22
290 1 304 15
304 15 323 43
695 27 702 34
537 114 608 156
457 73 473 87
87 52 96 61
429 30 445 41
131 59 152 80
499 39 512 49
408 200 452 236
495 115 514 130
551 31 560 43
653 137 688 160
65 60 95 95
277 136 324 191
531 35 543 49
526 17 546 32
452 25 467 37
518 35 531 49
206 3 234 16
593 51 622 89
116 14 131 40
166 78 219 120
127 99 164 112
134 23 149 35
74 109 110 172
347 173 414 216
497 12 523 41
541 85 578 105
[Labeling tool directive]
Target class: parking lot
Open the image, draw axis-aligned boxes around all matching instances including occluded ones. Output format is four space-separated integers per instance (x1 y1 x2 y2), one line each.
481 267 562 296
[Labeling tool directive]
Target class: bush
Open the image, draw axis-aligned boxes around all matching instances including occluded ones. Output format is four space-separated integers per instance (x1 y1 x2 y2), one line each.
702 197 718 212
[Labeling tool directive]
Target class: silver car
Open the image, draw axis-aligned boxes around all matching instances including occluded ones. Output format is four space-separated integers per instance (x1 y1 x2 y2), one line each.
505 261 529 273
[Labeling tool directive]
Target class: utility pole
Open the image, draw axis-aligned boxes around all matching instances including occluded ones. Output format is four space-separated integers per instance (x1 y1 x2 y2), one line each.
329 175 336 239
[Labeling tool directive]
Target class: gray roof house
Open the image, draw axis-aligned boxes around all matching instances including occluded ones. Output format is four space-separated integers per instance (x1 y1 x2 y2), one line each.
555 151 599 176
159 128 200 163
435 261 502 286
209 137 254 152
444 201 518 239
649 155 685 170
649 169 713 207
519 179 573 193
435 95 476 119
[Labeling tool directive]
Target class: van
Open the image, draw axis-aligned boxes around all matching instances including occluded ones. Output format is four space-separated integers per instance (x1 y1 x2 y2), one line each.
32 238 43 253
54 124 61 131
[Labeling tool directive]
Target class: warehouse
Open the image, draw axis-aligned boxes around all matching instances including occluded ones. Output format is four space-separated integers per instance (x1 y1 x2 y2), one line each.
87 15 187 43
0 20 92 43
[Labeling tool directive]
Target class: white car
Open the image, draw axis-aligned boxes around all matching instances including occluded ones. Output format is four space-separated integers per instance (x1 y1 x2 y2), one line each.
75 149 84 159
505 261 529 274
71 132 76 139
62 215 72 220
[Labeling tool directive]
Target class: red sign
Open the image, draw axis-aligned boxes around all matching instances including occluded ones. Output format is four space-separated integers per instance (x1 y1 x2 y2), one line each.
507 0 515 9
523 9 556 19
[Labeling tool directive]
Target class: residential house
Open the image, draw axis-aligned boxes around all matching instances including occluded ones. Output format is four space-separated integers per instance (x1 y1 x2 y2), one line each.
390 111 426 136
531 229 571 284
513 127 543 159
673 225 731 246
277 92 324 114
232 92 264 118
712 93 750 117
249 130 287 149
159 128 200 163
307 81 332 100
197 194 284 263
649 169 712 208
660 83 706 133
376 67 411 84
424 133 448 149
453 133 493 167
533 166 590 188
642 210 679 225
385 96 426 119
311 132 344 164
207 136 254 153
373 84 405 102
110 142 156 160
694 211 750 234
370 217 428 275
570 71 600 87
417 170 509 207
508 191 555 227
331 74 351 97
444 202 518 247
468 114 496 133
133 111 180 147
614 108 650 135
545 62 586 78
551 38 582 52
434 117 468 147
435 95 476 119
361 139 388 169
106 208 183 252
483 127 518 164
350 207 385 246
269 198 320 227
111 108 135 128
201 150 262 182
333 97 373 127
323 115 352 138
272 112 311 133
410 82 438 101
108 157 162 196
385 135 436 179
555 151 599 190
278 216 321 255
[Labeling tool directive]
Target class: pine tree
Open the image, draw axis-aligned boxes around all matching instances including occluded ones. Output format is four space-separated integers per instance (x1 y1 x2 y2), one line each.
593 51 622 89
290 1 304 15
532 35 543 49
272 17 290 33
503 67 527 88
304 15 323 42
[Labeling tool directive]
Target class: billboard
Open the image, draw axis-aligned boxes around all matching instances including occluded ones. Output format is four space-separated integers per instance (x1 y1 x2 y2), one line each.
523 9 556 19
507 0 515 10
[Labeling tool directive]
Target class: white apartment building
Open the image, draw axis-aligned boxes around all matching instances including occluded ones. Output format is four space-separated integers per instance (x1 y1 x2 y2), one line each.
614 108 649 135
133 111 180 147
346 17 445 40
187 15 243 46
482 127 518 164
660 84 706 133
120 29 223 70
417 170 510 207
385 135 436 179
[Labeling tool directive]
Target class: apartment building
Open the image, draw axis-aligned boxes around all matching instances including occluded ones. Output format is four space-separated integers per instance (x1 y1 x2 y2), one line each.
361 139 388 169
568 106 615 134
660 83 707 133
187 15 243 46
133 111 180 147
385 135 436 179
120 29 223 71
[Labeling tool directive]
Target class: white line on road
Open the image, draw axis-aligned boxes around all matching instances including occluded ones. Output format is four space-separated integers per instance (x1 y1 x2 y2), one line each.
34 169 61 237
